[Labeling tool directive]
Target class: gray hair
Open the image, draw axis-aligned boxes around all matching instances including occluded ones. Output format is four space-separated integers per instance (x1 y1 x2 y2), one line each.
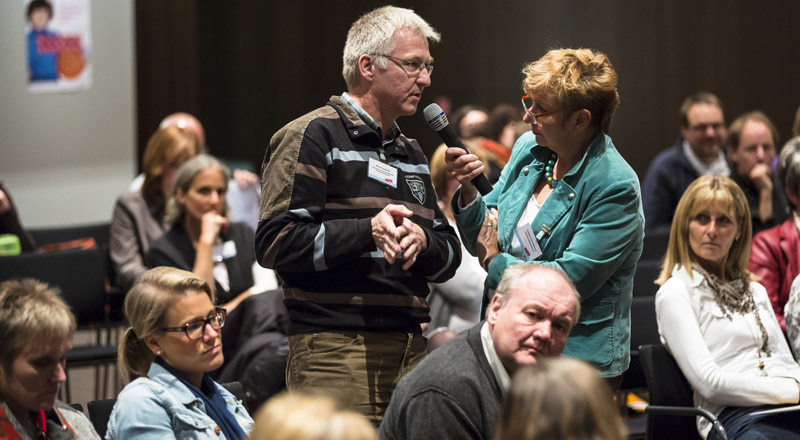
0 278 76 371
779 136 800 209
165 153 231 224
493 263 581 323
342 6 440 90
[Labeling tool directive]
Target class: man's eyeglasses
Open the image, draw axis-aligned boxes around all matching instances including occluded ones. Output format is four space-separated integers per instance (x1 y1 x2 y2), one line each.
161 308 226 340
521 95 567 125
372 54 434 76
688 122 725 133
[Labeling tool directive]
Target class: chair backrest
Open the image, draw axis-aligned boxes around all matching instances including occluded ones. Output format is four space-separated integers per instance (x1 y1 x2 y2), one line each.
28 223 114 288
622 295 660 390
633 259 662 297
640 344 701 440
0 247 107 326
641 230 670 262
87 398 116 438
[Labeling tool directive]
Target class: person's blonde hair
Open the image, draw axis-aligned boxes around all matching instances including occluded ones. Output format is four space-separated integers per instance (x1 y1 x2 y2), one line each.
0 278 76 371
118 267 214 383
141 125 201 207
493 358 626 440
522 48 619 136
656 175 754 285
249 392 377 440
342 6 440 90
165 154 231 224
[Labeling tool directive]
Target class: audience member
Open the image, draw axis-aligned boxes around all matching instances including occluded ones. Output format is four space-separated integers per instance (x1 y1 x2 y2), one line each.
474 103 525 160
110 125 201 292
0 182 36 253
147 154 276 310
249 392 377 440
655 175 800 439
129 112 262 230
108 267 253 439
750 136 800 330
379 264 580 440
642 92 729 234
0 278 100 439
493 358 626 440
427 144 486 337
451 105 489 138
447 47 642 385
255 6 460 425
727 111 786 233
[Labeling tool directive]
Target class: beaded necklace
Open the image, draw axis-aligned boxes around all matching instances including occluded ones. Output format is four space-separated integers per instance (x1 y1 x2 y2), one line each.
544 153 558 187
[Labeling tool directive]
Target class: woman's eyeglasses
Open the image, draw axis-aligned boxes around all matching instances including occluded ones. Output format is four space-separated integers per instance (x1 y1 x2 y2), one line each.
521 94 569 125
161 308 226 340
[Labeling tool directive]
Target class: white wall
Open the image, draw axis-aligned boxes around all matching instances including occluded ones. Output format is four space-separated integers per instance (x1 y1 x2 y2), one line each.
0 0 136 227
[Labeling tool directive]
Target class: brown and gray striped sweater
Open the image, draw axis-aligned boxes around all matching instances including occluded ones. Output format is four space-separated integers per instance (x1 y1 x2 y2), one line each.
256 96 461 335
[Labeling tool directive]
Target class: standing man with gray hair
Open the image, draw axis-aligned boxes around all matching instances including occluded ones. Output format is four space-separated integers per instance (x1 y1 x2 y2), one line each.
255 6 460 425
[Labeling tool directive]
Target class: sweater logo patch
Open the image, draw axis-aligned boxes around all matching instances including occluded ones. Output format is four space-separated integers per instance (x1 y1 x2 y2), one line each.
405 175 426 204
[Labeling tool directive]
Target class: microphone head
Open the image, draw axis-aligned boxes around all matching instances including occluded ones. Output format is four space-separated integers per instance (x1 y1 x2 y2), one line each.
423 103 449 132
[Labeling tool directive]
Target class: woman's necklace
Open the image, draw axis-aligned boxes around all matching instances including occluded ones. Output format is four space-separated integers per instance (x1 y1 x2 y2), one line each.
692 263 771 376
545 153 557 188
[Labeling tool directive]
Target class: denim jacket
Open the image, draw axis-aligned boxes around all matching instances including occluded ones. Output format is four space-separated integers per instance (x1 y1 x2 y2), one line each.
106 363 253 439
453 132 644 377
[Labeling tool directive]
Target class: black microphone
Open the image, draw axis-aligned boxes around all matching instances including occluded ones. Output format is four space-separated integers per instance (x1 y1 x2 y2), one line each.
423 103 493 195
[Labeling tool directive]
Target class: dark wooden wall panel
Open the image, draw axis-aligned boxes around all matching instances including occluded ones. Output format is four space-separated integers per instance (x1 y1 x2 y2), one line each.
136 0 800 178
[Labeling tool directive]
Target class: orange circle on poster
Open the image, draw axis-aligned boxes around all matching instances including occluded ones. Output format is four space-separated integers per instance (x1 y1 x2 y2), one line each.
58 49 85 79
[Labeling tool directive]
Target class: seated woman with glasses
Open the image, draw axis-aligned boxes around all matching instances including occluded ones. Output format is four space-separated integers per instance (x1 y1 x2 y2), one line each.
445 48 643 387
107 267 253 439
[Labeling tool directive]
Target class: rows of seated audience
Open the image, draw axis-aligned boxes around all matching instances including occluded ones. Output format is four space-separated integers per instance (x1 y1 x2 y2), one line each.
4 94 800 440
6 4 800 439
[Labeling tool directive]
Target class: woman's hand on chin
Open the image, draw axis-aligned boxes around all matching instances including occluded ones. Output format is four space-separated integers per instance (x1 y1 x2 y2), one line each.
200 211 229 245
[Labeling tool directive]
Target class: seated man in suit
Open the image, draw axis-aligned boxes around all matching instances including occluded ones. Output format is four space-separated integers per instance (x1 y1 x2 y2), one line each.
379 263 580 440
642 92 729 234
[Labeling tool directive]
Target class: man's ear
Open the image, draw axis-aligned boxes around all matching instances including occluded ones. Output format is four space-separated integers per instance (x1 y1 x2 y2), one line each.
357 54 376 83
487 294 502 326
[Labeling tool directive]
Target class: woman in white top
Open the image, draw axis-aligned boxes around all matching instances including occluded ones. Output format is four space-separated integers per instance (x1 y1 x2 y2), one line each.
655 175 800 439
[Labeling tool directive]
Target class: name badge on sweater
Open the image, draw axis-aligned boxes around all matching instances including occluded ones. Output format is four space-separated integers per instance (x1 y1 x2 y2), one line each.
514 223 542 262
368 158 398 189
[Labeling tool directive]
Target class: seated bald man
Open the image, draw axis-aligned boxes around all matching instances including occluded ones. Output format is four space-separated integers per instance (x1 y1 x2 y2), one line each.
379 263 581 440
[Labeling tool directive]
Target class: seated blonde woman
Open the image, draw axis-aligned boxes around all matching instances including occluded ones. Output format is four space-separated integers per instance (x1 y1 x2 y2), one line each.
249 392 376 440
0 278 100 439
493 357 626 440
107 267 253 439
656 175 800 439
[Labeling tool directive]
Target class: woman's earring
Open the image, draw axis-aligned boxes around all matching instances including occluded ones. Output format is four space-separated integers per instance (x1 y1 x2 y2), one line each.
157 350 161 356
